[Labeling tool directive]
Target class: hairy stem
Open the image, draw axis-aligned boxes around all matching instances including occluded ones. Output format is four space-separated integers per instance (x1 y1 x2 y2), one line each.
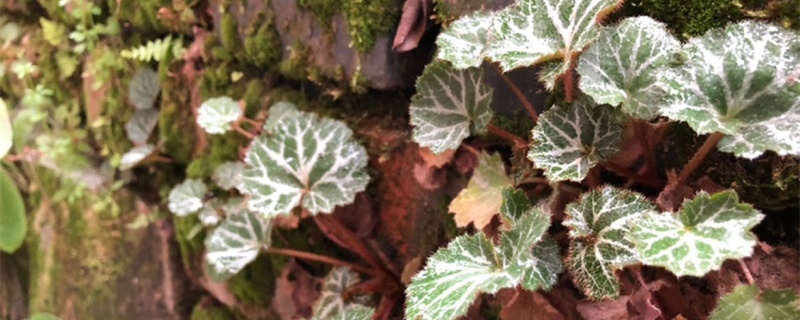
673 132 723 187
488 124 527 148
564 58 577 103
490 63 538 121
232 124 255 139
266 247 376 276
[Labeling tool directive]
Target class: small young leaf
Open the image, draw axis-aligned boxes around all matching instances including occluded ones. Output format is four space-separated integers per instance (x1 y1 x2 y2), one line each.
499 188 532 225
658 21 800 158
168 179 207 216
410 61 494 154
630 190 764 277
500 209 562 291
405 233 514 320
199 202 222 227
39 18 67 46
124 109 159 144
205 210 271 281
436 12 493 69
449 152 512 229
0 98 11 158
129 68 161 110
486 0 618 87
263 101 301 134
239 114 370 218
709 285 800 320
119 144 155 170
197 97 242 135
0 169 26 253
213 161 244 191
577 17 680 119
528 99 621 182
312 267 371 319
564 186 655 299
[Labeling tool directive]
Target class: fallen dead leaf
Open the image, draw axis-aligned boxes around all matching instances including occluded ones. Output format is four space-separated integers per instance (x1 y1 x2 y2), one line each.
500 290 565 320
392 0 432 52
271 259 321 320
576 296 630 320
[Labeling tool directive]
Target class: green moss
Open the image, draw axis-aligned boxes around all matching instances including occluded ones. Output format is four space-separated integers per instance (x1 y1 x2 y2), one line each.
243 79 264 114
190 304 238 320
186 133 246 179
114 0 170 33
220 13 241 55
227 254 275 306
623 0 743 39
297 0 398 52
159 85 196 164
243 20 282 68
278 42 310 80
174 215 206 273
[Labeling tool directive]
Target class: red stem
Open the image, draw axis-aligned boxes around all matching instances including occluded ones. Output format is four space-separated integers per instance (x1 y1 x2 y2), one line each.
603 161 663 188
265 247 376 276
673 132 723 187
564 58 577 103
488 124 527 148
313 214 399 279
490 63 538 122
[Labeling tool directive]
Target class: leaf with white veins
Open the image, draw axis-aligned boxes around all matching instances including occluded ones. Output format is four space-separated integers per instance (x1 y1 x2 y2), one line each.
239 114 369 218
168 179 207 216
449 152 512 229
125 109 159 144
500 208 562 291
312 267 371 319
263 101 301 134
630 190 764 277
197 97 242 135
528 99 621 182
213 161 244 191
205 210 271 281
578 16 680 119
709 285 800 320
436 12 493 69
486 0 618 87
410 61 493 154
564 186 655 299
658 21 800 158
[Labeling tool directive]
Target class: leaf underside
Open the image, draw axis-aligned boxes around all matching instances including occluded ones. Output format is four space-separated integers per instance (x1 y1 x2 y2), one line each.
197 97 242 135
564 186 655 299
129 68 161 110
205 210 271 281
630 190 764 277
658 21 800 158
125 109 159 144
528 99 621 182
410 60 494 154
577 16 680 119
449 152 512 229
239 113 369 218
119 144 155 170
709 285 800 320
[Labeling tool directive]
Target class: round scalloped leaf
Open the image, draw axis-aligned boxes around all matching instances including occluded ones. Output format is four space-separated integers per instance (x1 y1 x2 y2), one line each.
0 169 26 253
1 98 11 158
239 114 369 218
168 179 207 216
405 233 515 320
658 21 800 158
197 97 242 135
213 161 244 191
528 99 622 182
709 285 800 320
630 190 764 277
410 60 494 154
129 68 160 110
199 202 222 227
449 152 512 229
564 186 656 299
311 305 375 320
436 11 493 69
486 0 618 87
263 101 300 134
577 16 680 119
124 109 159 144
119 144 155 170
205 210 271 281
312 267 370 319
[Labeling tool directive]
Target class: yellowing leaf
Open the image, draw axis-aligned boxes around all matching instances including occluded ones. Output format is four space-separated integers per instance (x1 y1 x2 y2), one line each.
449 152 512 229
39 18 66 46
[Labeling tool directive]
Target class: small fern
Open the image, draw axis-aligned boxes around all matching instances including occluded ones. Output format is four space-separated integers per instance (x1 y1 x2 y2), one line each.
121 35 185 62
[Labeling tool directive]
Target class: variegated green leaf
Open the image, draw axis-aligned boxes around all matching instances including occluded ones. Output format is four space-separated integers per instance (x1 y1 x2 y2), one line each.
119 144 155 170
499 188 531 225
500 208 562 291
577 16 680 119
405 233 514 320
239 114 369 218
213 161 244 191
311 304 375 320
449 152 512 229
528 99 621 182
168 179 207 216
630 190 764 277
486 0 618 87
312 267 371 319
436 12 493 69
197 97 242 135
220 197 246 216
205 210 271 281
709 285 800 320
129 68 160 110
564 186 655 299
199 201 222 227
263 101 300 134
125 109 159 144
410 61 494 154
658 21 800 158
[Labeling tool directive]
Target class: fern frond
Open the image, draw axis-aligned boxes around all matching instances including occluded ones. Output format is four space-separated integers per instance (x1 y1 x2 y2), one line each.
120 35 185 62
